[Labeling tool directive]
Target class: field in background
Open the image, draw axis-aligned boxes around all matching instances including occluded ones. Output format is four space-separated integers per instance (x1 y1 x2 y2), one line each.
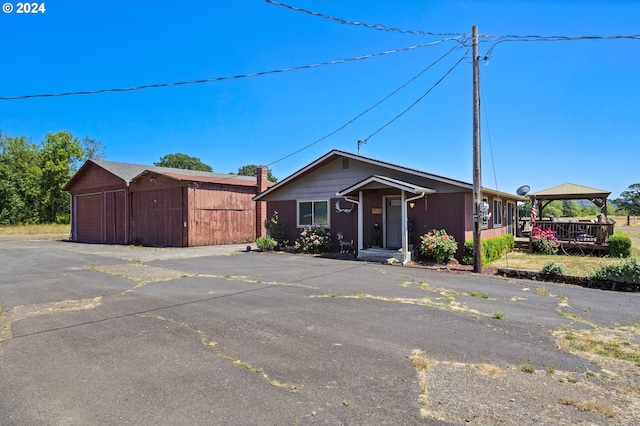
0 224 70 236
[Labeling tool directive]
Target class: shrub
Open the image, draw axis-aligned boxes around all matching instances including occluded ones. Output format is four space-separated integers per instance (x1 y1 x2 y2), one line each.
541 261 564 277
531 227 559 255
264 211 286 249
419 229 458 263
591 256 640 288
608 232 632 258
256 235 277 251
461 234 515 265
294 225 331 253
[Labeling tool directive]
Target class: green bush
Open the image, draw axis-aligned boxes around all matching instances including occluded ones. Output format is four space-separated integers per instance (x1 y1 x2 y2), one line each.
419 229 458 263
541 261 564 277
294 225 331 253
256 235 277 251
591 257 640 288
608 232 632 258
461 234 515 265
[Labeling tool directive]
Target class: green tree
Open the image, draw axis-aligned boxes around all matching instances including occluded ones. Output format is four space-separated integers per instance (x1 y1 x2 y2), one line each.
235 165 278 183
39 131 84 223
615 184 640 215
155 153 212 172
0 133 42 225
561 200 580 218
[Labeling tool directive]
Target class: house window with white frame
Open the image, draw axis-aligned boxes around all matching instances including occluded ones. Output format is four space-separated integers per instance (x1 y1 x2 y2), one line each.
493 199 503 227
480 197 489 229
297 200 329 227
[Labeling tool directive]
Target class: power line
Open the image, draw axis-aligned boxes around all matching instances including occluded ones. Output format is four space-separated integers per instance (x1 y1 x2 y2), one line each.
265 46 463 167
361 52 467 144
0 40 454 101
265 0 467 37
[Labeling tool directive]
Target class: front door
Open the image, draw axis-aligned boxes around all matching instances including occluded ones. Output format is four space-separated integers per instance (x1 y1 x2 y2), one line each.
386 197 402 248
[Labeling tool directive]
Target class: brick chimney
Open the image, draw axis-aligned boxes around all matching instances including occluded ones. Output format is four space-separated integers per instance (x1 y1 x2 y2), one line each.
256 166 269 238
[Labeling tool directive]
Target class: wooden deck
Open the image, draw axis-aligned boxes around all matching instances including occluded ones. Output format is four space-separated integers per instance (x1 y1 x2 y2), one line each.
531 220 615 255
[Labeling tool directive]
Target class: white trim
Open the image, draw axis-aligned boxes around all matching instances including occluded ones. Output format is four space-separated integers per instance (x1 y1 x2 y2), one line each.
493 199 503 227
296 199 331 228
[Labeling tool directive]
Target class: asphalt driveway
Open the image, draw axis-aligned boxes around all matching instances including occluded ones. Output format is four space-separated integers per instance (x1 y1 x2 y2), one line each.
1 239 639 425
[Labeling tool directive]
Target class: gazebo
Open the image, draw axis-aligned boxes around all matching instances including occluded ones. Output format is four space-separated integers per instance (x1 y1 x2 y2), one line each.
528 183 614 255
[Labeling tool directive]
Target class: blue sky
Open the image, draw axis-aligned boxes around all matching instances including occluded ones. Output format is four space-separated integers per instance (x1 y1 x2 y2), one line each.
2 0 638 198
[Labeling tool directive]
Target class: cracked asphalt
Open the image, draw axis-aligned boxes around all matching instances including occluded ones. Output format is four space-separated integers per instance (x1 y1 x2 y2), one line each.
1 239 639 425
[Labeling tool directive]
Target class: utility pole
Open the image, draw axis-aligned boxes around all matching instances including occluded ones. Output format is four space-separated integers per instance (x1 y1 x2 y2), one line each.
472 25 483 273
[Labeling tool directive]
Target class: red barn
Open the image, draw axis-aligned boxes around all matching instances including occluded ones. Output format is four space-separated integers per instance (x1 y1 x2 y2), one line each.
63 160 272 246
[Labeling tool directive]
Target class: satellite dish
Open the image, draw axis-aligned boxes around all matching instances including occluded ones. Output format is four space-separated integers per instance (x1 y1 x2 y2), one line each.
516 185 530 196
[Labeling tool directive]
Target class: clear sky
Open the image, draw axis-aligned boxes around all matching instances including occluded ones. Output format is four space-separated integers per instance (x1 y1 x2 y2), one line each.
2 0 638 198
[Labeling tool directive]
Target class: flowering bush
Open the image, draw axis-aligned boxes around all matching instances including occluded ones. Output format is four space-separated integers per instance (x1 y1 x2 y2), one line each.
531 227 559 255
264 211 286 248
419 229 458 263
294 225 331 253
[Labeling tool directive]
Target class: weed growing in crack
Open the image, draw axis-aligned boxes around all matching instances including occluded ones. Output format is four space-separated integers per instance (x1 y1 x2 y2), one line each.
520 363 535 374
469 291 489 298
493 311 505 319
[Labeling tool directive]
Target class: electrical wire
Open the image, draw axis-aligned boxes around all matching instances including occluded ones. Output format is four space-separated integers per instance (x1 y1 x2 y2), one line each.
0 40 453 101
265 0 467 37
264 46 464 167
360 52 467 144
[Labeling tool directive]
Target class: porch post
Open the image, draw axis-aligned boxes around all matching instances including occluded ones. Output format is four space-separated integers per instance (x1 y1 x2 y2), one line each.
358 190 364 251
401 190 408 263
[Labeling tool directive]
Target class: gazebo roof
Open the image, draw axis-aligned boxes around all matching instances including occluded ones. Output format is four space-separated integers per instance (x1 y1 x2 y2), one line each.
529 183 610 200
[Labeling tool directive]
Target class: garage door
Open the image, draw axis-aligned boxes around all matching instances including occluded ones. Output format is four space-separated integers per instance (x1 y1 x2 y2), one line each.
76 194 102 243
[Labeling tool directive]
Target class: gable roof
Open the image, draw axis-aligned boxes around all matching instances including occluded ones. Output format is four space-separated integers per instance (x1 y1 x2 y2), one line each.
64 159 263 191
337 175 436 196
529 183 610 200
254 149 526 201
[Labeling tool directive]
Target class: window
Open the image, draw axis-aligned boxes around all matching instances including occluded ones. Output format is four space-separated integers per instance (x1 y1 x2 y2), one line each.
493 199 503 227
297 200 329 227
480 197 489 229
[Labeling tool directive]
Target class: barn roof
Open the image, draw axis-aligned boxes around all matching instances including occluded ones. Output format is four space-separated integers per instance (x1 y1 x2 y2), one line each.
64 159 264 191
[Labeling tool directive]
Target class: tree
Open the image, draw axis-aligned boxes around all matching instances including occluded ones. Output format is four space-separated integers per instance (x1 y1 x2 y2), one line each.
235 165 278 183
39 131 84 223
561 200 580 218
0 133 41 224
615 183 640 215
154 153 212 172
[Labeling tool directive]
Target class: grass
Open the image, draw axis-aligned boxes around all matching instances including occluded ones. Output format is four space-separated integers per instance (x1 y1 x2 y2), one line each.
0 223 70 235
469 291 489 298
559 397 618 419
520 363 535 374
492 311 504 319
491 227 640 277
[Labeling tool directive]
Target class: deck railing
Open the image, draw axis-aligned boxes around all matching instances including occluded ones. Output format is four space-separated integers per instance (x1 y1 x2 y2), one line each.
533 220 615 244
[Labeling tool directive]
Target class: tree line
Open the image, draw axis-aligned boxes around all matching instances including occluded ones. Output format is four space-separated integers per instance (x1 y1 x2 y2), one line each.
0 131 104 225
1 131 277 226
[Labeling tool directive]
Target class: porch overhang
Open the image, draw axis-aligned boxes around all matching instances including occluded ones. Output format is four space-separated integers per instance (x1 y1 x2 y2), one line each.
336 175 436 197
336 176 435 265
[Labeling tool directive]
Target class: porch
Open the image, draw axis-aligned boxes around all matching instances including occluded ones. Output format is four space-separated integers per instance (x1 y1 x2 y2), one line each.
531 220 615 255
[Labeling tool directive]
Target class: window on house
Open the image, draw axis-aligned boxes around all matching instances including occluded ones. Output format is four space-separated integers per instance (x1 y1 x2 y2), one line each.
493 199 503 227
481 197 489 229
297 200 329 227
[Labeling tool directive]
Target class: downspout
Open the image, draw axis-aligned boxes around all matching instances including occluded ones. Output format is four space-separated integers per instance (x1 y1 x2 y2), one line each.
341 194 362 253
403 192 427 264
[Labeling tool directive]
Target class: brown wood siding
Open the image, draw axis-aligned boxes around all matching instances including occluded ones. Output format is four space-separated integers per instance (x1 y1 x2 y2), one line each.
68 163 127 195
76 194 102 243
329 197 358 251
104 190 127 244
266 201 297 245
188 185 256 246
130 187 184 247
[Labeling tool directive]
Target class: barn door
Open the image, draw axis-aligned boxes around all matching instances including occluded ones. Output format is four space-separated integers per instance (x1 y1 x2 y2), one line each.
76 194 102 243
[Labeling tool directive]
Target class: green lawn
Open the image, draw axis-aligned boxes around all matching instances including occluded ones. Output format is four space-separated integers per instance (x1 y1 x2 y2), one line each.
491 227 639 277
